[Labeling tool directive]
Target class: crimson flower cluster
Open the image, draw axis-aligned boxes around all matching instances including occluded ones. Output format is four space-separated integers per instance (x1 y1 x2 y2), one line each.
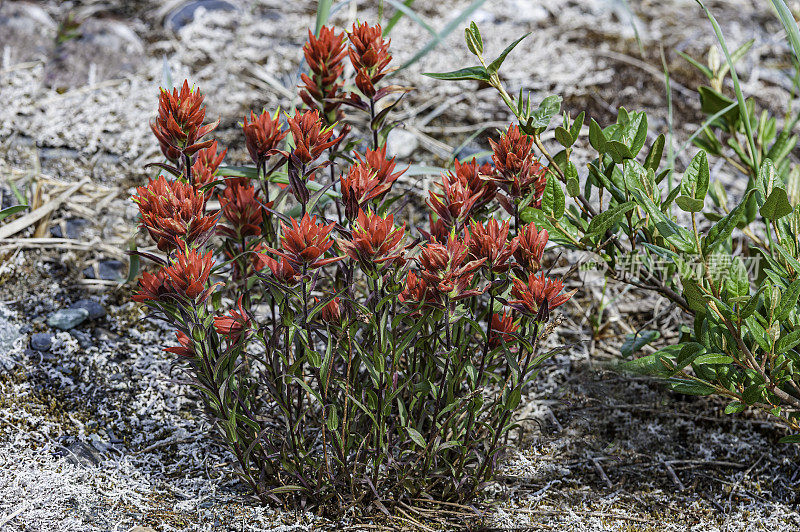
348 22 392 98
487 125 547 211
150 80 218 163
300 27 348 123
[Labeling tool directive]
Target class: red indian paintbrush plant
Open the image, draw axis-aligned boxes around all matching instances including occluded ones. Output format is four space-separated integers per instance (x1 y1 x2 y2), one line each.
130 19 577 512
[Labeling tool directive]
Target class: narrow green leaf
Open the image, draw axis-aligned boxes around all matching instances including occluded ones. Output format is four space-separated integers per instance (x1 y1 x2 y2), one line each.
422 66 490 82
0 204 28 221
314 0 333 35
487 32 530 74
395 0 488 73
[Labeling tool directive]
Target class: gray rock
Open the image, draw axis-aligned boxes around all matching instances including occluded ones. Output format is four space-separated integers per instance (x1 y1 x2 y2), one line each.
57 438 104 467
98 260 125 281
50 217 89 240
0 314 20 369
456 142 493 166
47 309 89 330
386 129 419 160
70 330 92 349
30 333 53 352
165 0 239 31
70 299 106 320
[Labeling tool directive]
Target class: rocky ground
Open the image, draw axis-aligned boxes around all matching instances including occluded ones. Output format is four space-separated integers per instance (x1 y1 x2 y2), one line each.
1 0 799 530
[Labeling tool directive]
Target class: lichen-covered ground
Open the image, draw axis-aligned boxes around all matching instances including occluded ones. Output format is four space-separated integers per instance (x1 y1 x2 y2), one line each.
1 0 799 530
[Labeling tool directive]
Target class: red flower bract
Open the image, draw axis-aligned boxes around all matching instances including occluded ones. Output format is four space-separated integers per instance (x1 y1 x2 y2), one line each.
254 252 301 284
489 311 519 348
243 110 287 166
347 22 391 97
164 247 218 302
338 209 406 270
514 223 549 273
317 296 342 324
340 152 401 220
214 295 251 340
511 272 576 317
487 125 547 204
165 331 194 357
453 158 497 212
133 175 217 252
300 26 347 123
150 80 219 162
417 233 486 301
191 140 226 194
219 177 266 240
133 269 170 303
272 213 342 271
466 218 518 273
287 109 342 165
134 248 218 304
427 171 484 230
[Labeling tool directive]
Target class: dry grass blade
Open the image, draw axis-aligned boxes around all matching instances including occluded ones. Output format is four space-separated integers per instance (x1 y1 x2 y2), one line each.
0 179 90 240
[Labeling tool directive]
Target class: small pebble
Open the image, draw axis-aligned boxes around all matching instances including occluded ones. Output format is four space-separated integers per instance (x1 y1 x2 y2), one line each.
30 332 53 351
165 0 238 31
70 329 92 349
70 299 106 320
98 260 125 281
47 308 89 330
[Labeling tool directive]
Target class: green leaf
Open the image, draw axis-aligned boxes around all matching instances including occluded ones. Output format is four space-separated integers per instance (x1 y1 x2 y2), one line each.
540 175 565 219
528 95 562 130
698 85 738 123
585 201 636 236
554 126 573 148
704 189 755 253
589 118 606 153
0 204 28 222
570 111 585 142
422 66 490 82
616 344 680 377
669 379 716 396
675 195 705 212
487 32 530 74
630 189 697 252
314 0 333 35
620 330 660 358
565 162 580 197
778 434 800 443
724 401 746 414
777 330 800 354
406 426 426 448
760 187 793 220
693 353 734 365
644 134 665 172
681 150 710 201
465 21 483 55
776 279 800 321
756 158 777 203
742 383 764 405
